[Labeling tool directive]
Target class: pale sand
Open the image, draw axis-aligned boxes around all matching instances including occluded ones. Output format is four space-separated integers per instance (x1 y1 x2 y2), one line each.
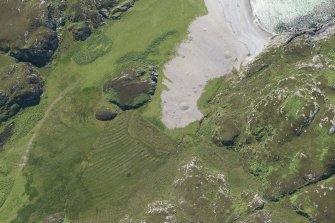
161 0 271 129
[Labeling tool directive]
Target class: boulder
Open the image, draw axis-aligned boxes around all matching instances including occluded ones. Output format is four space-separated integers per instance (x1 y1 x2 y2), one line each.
71 24 92 41
95 108 117 121
247 194 265 212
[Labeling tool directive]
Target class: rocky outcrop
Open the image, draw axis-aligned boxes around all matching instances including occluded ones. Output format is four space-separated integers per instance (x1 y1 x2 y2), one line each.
0 0 138 67
103 65 158 110
67 0 136 39
290 176 335 223
200 25 335 200
10 29 59 67
0 63 43 123
71 24 92 41
43 213 65 223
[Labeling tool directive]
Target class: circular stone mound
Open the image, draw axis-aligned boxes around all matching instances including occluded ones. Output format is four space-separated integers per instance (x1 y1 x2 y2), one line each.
95 108 117 121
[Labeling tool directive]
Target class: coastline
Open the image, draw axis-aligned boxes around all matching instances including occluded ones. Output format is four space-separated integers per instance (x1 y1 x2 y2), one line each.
161 0 271 129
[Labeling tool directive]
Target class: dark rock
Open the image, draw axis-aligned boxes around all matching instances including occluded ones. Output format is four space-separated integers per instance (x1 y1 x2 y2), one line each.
95 108 117 121
71 24 92 41
10 30 59 67
151 76 158 82
58 17 66 26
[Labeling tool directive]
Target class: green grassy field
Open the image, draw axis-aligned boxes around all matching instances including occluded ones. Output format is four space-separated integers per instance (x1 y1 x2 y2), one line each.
1 0 334 222
0 0 207 222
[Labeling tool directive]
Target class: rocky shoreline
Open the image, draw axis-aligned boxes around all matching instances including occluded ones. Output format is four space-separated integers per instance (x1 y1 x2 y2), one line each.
161 0 270 129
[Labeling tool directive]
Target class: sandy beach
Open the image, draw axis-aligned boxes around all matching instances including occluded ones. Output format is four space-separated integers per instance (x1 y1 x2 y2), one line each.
161 0 271 129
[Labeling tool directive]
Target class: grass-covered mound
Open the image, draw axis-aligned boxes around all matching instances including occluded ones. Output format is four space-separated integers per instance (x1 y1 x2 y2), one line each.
103 65 159 110
200 30 335 207
73 32 113 65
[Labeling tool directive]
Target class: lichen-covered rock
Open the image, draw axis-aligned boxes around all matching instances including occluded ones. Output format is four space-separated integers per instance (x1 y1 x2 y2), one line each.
247 194 265 212
145 200 177 223
42 213 65 223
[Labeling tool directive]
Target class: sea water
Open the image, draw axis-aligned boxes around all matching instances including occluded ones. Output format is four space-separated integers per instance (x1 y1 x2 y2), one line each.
250 0 335 33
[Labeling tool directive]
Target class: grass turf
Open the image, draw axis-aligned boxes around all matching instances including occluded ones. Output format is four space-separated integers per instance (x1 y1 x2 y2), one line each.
0 0 206 222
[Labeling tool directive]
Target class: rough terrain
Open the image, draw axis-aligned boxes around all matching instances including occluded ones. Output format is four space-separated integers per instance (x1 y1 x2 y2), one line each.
161 0 270 129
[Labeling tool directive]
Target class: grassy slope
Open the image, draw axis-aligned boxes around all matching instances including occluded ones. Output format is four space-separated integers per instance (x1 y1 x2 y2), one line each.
1 0 333 222
198 34 335 222
0 0 206 222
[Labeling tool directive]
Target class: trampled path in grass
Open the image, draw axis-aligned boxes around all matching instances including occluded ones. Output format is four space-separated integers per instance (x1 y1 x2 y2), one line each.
19 84 76 168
